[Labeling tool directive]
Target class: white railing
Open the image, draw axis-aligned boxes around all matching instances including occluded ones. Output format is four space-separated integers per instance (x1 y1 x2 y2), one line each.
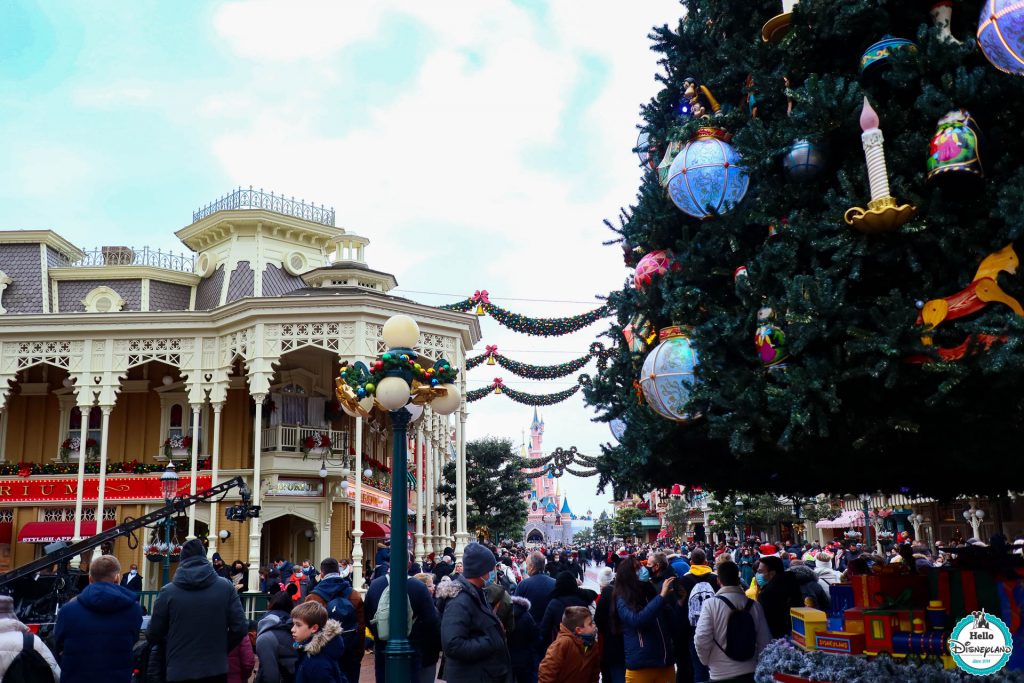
260 425 350 454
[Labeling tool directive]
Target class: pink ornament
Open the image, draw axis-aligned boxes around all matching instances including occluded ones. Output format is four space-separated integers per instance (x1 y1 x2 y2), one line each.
634 249 679 290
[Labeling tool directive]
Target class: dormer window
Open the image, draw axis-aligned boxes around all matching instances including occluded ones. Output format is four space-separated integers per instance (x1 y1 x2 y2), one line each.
82 286 124 313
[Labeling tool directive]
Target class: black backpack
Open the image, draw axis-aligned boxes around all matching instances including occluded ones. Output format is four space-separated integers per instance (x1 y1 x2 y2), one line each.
6 631 55 683
324 585 362 663
712 595 757 661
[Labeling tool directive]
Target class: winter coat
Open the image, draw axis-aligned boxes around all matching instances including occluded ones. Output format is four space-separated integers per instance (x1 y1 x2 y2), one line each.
514 573 556 625
738 554 756 586
306 573 366 662
789 565 831 611
593 585 624 672
0 617 60 681
538 624 602 683
295 619 346 683
227 632 256 683
255 610 298 683
813 560 843 586
147 555 248 682
508 596 540 683
364 570 441 666
437 575 512 682
52 580 142 683
693 585 772 681
614 594 674 671
758 571 805 639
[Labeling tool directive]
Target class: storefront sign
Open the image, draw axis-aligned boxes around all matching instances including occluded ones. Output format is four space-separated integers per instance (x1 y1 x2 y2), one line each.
265 478 323 497
346 483 392 512
0 475 212 503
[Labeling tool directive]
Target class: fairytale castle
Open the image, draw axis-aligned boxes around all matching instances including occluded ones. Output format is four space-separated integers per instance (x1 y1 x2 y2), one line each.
522 409 575 544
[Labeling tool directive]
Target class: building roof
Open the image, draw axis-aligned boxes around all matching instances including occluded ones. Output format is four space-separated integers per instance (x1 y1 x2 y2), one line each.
560 497 572 515
545 502 557 513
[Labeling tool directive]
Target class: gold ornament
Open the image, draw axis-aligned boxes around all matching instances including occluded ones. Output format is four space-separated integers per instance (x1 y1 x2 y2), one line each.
334 378 371 418
844 196 918 234
409 379 448 406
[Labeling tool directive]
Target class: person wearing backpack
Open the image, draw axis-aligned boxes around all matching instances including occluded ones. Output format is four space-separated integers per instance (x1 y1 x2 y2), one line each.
255 591 299 683
0 594 60 682
364 552 440 683
693 561 771 683
676 549 720 683
305 557 364 683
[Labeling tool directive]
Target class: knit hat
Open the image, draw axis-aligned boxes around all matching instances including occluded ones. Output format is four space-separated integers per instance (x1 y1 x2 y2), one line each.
462 542 497 579
180 538 207 561
211 552 223 562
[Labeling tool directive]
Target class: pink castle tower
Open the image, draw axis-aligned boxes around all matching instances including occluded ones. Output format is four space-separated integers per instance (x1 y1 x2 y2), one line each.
524 408 567 542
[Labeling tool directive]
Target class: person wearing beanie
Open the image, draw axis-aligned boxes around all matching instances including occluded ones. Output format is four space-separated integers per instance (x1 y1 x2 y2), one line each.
149 538 248 683
0 595 60 681
437 542 512 681
212 552 232 579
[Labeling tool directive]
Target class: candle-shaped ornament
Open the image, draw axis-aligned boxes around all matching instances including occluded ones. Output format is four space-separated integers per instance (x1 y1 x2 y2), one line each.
844 98 917 234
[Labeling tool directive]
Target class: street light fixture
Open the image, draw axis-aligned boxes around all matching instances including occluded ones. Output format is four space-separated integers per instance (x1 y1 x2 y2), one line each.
336 313 461 683
735 498 745 543
858 493 872 551
963 505 985 539
158 465 180 586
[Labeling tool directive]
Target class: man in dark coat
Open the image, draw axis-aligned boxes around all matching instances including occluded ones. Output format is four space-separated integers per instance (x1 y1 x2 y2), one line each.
148 538 248 683
305 557 365 683
119 562 143 591
53 554 142 683
757 555 805 639
364 553 440 683
212 552 232 579
437 543 512 682
514 551 556 624
567 551 585 584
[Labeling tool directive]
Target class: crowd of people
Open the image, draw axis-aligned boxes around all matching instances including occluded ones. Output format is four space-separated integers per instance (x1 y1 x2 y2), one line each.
0 531 1005 683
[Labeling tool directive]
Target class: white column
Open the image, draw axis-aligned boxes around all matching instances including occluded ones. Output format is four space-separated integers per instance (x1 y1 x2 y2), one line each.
206 403 224 558
414 423 425 563
91 405 113 559
187 404 203 539
72 397 91 546
424 416 434 559
351 416 364 591
247 393 265 590
454 408 470 560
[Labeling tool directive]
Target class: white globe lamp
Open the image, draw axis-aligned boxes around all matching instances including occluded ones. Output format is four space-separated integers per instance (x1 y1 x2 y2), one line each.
375 376 411 411
382 315 420 348
430 383 461 415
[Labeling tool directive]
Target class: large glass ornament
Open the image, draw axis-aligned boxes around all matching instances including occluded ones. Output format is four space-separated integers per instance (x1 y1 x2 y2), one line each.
634 249 678 290
927 110 983 182
640 326 700 423
859 35 918 80
609 419 627 442
783 139 826 181
754 307 788 367
978 0 1024 74
667 128 749 219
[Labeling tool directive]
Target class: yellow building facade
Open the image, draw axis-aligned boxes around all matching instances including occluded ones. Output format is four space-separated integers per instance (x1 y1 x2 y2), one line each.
0 189 479 591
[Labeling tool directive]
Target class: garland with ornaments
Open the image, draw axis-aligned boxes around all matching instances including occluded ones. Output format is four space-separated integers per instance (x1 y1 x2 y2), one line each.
440 290 609 336
521 446 602 478
466 341 610 378
1 458 213 477
466 374 592 406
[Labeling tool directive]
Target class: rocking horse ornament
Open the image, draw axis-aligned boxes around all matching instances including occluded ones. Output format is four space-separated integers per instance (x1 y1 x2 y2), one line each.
907 244 1023 363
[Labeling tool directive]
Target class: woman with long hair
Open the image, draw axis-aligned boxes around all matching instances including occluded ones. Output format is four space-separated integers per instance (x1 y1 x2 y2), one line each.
612 555 676 683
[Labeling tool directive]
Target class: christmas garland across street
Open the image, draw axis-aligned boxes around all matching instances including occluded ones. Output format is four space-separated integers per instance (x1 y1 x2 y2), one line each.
441 290 609 336
466 342 609 377
467 374 591 406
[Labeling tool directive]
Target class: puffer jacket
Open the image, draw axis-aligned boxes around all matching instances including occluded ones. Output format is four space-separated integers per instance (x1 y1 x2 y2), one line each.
508 596 540 683
52 580 142 683
148 556 248 682
254 610 298 683
0 617 60 681
295 619 345 683
789 565 831 611
615 594 674 671
437 575 512 682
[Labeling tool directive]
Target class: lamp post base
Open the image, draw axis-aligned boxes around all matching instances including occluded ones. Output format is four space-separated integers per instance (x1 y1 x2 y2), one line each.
385 638 417 683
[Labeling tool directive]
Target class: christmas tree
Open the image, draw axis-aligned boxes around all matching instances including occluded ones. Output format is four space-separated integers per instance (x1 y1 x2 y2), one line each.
587 1 1024 498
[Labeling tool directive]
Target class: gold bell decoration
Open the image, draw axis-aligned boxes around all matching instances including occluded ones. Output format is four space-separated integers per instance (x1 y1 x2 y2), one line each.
485 344 497 365
844 98 917 233
471 289 489 316
493 377 504 394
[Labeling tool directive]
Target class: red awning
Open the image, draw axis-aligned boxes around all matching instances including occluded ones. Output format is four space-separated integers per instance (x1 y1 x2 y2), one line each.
18 520 115 543
359 520 391 539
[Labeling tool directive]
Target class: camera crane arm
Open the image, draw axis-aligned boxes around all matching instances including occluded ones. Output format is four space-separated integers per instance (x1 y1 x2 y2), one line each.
0 475 259 588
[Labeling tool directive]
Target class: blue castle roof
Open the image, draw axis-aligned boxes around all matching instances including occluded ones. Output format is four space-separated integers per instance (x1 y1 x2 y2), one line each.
560 497 572 515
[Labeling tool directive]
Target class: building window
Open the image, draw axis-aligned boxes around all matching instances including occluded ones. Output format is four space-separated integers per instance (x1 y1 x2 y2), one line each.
42 508 114 522
69 406 102 445
81 286 125 313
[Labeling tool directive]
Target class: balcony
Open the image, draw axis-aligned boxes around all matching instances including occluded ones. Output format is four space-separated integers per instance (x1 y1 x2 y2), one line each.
55 246 195 273
260 425 350 456
193 186 335 227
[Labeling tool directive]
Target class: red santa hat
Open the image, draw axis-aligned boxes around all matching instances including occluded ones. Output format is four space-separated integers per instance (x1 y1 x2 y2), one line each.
759 543 779 558
617 547 630 558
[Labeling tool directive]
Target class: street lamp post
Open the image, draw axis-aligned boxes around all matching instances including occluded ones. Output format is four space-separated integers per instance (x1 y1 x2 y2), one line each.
735 498 745 543
859 493 872 552
159 465 180 586
963 504 985 539
340 314 461 683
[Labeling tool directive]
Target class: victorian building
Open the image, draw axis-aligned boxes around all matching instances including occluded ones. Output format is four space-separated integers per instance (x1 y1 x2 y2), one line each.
0 188 480 590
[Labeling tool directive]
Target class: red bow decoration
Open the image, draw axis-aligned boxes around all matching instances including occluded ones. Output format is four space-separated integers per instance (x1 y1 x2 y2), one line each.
472 290 491 304
485 345 498 356
17 463 32 478
493 378 505 387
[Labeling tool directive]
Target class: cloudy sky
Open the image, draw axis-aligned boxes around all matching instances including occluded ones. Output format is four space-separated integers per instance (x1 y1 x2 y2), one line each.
1 0 682 518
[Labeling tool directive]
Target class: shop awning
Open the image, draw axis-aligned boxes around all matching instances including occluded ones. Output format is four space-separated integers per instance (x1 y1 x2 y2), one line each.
639 517 662 529
816 509 864 529
18 520 116 543
359 520 391 539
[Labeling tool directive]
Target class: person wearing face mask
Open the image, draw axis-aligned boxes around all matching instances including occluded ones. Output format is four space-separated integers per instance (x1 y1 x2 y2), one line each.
538 571 598 650
538 606 603 683
754 556 803 639
612 558 676 683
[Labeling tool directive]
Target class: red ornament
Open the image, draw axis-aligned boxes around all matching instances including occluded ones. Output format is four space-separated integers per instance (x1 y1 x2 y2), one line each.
634 250 680 290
